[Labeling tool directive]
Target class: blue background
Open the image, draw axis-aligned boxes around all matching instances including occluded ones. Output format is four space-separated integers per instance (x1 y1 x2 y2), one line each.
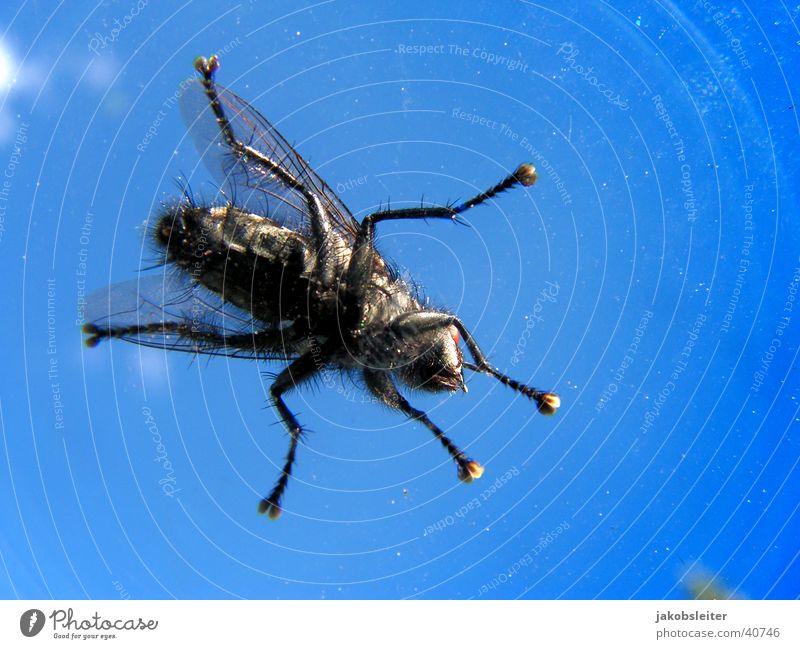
1 1 798 599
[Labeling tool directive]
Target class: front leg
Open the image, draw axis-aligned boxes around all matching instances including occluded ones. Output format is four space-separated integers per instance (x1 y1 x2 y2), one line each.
343 164 538 329
389 312 560 415
194 55 339 281
363 369 484 482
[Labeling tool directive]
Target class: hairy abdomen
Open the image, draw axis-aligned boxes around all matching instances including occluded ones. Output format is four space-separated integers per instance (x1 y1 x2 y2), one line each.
155 203 313 325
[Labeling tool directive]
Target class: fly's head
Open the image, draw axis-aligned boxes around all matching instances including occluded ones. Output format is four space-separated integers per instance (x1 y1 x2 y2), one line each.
397 324 467 394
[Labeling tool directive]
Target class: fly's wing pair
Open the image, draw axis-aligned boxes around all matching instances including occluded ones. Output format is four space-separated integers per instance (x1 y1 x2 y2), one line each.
84 62 358 358
178 67 360 243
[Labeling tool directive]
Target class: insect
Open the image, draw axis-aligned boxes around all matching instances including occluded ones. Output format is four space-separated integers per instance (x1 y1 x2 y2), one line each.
84 55 560 519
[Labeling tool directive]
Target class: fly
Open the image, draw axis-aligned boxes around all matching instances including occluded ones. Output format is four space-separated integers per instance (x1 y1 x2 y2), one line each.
83 55 560 519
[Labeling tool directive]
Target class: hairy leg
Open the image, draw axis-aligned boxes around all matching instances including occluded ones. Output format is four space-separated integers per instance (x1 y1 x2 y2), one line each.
363 369 484 482
259 344 332 519
343 164 537 330
388 312 560 415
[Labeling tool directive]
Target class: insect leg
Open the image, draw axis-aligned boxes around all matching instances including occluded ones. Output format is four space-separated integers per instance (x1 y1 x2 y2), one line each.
82 320 292 354
345 164 537 326
363 369 484 482
389 312 560 416
357 162 538 233
195 57 308 194
450 163 537 214
259 346 331 519
193 56 338 275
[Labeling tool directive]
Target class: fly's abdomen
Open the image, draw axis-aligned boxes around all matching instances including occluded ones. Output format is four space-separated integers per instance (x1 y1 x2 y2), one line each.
155 203 312 323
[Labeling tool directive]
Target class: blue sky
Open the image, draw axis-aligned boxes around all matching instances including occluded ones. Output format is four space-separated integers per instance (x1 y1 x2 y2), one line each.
1 0 798 599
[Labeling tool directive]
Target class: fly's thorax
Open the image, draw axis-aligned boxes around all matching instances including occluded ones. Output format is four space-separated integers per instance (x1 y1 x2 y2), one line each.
357 261 418 326
311 228 353 290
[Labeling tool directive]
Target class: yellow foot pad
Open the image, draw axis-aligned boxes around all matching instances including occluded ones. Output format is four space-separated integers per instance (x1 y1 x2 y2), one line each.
458 460 485 483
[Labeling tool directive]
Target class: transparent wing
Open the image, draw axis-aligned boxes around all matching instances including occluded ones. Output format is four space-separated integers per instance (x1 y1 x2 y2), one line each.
179 76 360 243
84 274 297 360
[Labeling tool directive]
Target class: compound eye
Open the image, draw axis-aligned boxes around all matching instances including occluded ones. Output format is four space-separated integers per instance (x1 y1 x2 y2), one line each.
448 324 460 347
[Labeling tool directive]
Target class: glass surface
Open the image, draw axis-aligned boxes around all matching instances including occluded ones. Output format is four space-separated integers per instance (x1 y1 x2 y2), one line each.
1 1 798 599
